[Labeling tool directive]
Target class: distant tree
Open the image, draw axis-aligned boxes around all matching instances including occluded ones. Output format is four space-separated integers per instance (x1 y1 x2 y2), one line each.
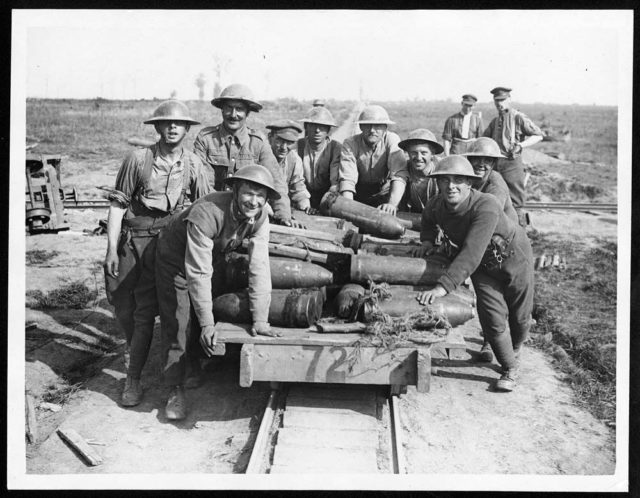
170 90 178 99
195 73 207 100
212 54 231 98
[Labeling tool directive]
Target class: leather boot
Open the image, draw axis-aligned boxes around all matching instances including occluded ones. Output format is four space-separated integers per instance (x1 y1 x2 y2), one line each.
121 376 143 407
495 369 517 392
479 339 494 362
165 386 187 420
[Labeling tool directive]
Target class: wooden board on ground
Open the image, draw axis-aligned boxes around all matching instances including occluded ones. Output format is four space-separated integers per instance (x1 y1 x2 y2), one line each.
276 427 378 450
283 409 378 431
57 427 103 466
286 396 377 417
271 446 378 473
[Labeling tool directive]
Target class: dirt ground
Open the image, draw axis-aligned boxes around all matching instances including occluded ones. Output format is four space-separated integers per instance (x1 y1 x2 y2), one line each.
22 207 617 477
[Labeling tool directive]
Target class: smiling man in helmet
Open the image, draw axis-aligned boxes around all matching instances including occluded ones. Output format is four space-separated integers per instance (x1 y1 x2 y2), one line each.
483 87 543 226
338 104 409 215
192 83 294 226
397 129 443 213
297 106 342 209
266 119 312 212
414 155 534 392
154 165 280 420
103 100 211 408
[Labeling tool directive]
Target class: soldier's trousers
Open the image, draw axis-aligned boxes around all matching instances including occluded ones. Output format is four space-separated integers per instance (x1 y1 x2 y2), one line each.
496 156 526 212
471 227 534 371
155 239 228 386
106 233 160 379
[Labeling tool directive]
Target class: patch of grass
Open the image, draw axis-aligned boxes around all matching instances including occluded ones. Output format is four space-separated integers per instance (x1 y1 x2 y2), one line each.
26 281 98 309
41 380 83 406
26 249 60 265
529 231 617 423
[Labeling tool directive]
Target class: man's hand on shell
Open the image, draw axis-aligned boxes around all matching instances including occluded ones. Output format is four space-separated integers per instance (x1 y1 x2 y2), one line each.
377 203 398 216
416 285 447 305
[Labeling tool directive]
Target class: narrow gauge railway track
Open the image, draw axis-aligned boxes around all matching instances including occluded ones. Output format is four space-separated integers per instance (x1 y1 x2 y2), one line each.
245 384 405 474
63 199 618 212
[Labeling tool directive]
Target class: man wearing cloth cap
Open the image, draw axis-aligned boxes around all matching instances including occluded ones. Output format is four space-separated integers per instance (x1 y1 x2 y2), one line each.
442 94 484 156
483 87 543 226
154 165 280 420
297 106 342 208
266 120 312 212
338 104 409 215
398 129 443 213
103 100 211 407
414 155 534 392
192 83 295 226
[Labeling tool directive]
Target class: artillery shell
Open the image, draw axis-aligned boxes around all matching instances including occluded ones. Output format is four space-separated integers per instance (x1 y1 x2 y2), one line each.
319 191 405 239
226 254 334 289
350 254 448 286
212 288 325 328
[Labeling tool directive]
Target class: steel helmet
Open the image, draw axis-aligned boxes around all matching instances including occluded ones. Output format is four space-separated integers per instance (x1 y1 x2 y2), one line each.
428 155 482 179
312 99 326 107
398 128 444 155
463 137 505 158
356 105 395 125
224 164 280 199
211 83 263 112
143 100 200 125
300 106 337 128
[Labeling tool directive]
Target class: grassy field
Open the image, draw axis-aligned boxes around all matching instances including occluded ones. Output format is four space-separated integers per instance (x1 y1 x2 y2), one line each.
25 98 619 423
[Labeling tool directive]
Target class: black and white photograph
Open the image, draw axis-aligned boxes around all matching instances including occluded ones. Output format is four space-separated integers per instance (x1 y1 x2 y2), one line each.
8 8 632 491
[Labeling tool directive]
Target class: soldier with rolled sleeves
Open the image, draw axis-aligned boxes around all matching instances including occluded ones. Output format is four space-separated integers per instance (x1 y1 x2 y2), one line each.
338 104 409 215
155 165 280 420
102 100 211 407
297 106 342 209
266 119 312 212
397 128 443 213
442 94 484 156
415 155 534 392
483 87 543 226
192 83 295 227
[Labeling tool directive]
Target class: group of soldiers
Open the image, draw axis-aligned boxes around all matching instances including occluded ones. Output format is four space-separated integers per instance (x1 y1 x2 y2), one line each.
104 83 540 420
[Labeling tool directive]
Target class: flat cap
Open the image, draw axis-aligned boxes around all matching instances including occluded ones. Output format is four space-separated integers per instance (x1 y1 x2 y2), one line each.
490 87 512 100
266 119 303 141
461 94 478 104
312 99 325 107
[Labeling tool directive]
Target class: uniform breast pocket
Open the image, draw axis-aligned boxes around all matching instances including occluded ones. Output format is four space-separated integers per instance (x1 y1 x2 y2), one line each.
207 152 228 167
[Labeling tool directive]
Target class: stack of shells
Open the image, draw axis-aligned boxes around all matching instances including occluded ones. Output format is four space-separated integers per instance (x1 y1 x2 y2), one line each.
212 192 476 329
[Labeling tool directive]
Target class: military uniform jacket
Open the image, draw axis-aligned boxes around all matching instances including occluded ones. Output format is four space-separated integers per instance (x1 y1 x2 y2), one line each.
442 112 484 142
483 109 543 156
338 131 409 194
296 137 341 193
193 123 292 221
476 170 519 224
157 191 271 327
420 189 519 292
279 150 311 208
404 160 439 213
110 144 211 216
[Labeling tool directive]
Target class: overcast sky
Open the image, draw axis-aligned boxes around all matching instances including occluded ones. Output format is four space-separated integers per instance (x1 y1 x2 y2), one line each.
17 10 631 105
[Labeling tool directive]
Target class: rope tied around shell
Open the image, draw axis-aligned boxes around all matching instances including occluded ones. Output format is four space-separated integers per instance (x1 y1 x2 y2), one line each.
354 279 452 346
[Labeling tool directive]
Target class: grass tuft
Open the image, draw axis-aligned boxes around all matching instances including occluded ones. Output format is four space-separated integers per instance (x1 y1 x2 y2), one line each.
26 249 60 265
26 281 97 309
